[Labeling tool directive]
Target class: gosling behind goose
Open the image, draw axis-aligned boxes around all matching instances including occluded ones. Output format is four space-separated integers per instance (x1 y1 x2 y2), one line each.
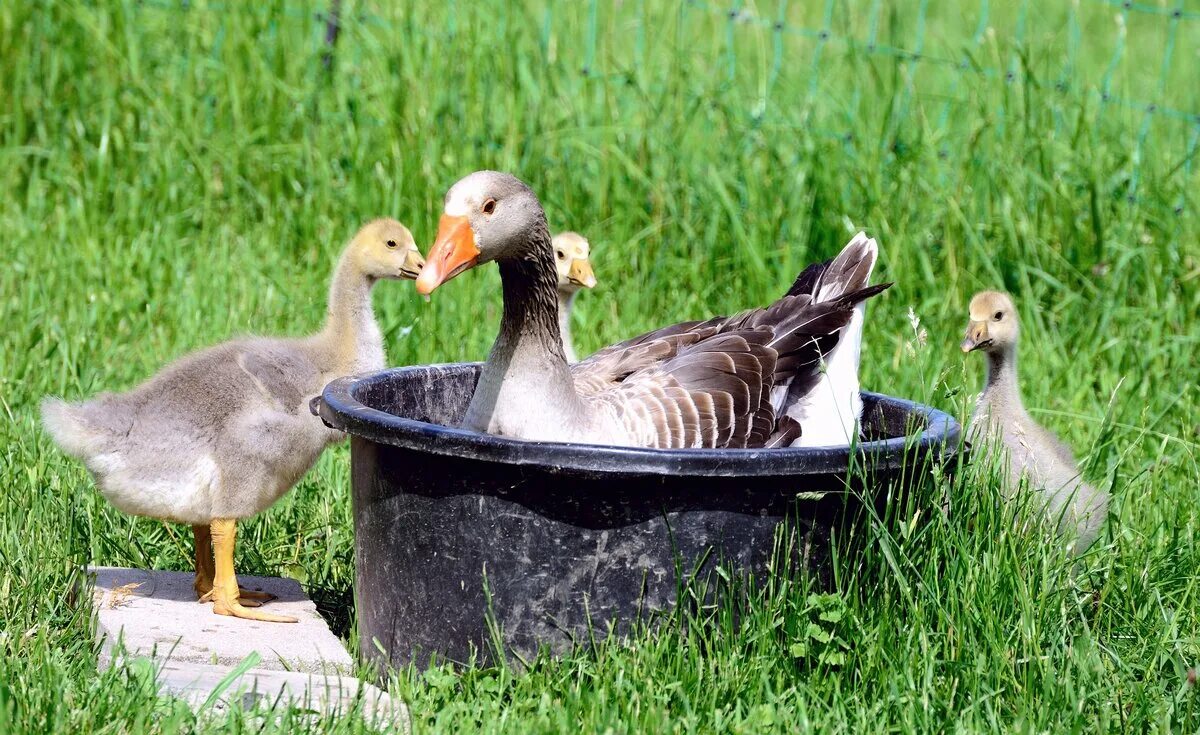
42 220 424 622
962 290 1108 555
416 171 890 449
552 231 597 363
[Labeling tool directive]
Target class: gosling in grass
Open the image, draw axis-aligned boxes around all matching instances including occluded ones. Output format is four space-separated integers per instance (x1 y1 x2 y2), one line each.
41 219 424 623
961 291 1108 555
551 231 597 363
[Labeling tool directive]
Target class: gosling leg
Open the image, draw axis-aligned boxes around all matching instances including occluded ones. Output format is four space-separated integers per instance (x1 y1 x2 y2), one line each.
193 524 276 606
209 518 296 623
192 524 215 599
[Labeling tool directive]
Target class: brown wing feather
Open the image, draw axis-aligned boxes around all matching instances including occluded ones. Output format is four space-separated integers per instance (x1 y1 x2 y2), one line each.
764 415 802 448
692 391 719 447
566 237 890 449
787 232 877 300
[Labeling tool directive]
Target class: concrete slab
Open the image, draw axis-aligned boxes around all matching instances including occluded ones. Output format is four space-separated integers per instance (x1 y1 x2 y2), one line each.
152 660 405 727
91 566 351 673
90 567 408 730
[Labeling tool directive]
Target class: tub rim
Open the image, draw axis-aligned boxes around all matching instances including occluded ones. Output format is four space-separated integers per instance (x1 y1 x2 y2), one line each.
316 362 963 478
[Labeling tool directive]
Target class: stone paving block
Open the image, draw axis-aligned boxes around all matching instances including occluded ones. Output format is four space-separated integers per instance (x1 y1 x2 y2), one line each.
152 660 407 728
90 567 408 729
91 566 352 674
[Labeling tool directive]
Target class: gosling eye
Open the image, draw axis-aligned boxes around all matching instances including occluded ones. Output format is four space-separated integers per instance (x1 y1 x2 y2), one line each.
993 311 1003 321
386 240 398 249
556 250 566 261
482 198 497 215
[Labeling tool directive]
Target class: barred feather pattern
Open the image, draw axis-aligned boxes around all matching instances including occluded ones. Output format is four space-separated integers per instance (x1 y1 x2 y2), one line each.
568 234 891 449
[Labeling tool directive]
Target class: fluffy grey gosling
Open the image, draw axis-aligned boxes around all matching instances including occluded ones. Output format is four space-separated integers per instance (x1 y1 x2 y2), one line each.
551 231 597 362
42 219 424 623
961 290 1108 555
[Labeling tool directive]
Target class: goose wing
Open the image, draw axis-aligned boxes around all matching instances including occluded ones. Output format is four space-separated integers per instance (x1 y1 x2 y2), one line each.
571 317 722 396
582 327 776 448
568 280 887 448
235 343 320 413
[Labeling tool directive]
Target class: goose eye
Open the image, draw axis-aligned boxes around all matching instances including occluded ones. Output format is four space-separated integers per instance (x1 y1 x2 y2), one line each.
482 198 496 215
993 311 1003 321
386 240 398 249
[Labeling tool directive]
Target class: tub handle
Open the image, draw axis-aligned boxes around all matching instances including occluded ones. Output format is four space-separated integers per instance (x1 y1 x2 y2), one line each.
310 396 336 429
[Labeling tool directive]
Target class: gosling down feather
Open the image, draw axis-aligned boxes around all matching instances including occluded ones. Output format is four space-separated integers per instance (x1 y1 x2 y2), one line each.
415 170 890 449
42 220 424 623
961 290 1109 555
552 231 598 363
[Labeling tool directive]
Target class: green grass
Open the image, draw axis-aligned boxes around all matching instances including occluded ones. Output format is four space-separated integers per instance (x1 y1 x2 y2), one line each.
2 0 1199 731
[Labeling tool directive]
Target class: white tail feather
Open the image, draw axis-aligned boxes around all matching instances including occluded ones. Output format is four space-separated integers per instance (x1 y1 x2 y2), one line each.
40 398 104 459
785 233 879 447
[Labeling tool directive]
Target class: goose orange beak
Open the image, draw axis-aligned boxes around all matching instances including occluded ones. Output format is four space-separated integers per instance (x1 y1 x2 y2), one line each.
416 214 480 295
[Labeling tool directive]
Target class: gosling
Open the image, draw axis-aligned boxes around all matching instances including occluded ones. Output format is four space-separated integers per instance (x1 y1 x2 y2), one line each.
961 290 1108 555
42 220 424 622
551 232 597 363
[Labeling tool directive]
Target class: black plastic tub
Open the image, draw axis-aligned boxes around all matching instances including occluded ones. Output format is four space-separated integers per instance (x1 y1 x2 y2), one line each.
315 363 964 668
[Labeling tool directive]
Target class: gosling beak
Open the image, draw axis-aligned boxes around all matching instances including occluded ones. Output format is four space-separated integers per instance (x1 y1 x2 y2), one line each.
567 257 597 289
398 248 425 280
415 214 480 296
960 321 992 353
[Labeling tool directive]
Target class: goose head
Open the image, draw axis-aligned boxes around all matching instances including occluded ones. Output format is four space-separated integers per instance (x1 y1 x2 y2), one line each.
961 290 1019 354
352 218 425 280
552 232 597 295
416 171 545 295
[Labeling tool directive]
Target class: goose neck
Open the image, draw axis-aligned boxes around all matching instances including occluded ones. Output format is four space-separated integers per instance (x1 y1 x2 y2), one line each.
557 288 578 359
466 220 582 435
979 345 1024 415
496 223 570 363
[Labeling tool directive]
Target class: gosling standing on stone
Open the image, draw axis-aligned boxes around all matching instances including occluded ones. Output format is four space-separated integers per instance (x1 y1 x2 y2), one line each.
551 232 597 363
961 291 1108 555
42 220 424 623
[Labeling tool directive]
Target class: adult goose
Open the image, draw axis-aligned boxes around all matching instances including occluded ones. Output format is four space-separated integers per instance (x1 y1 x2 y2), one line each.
416 171 890 449
42 219 425 622
962 291 1108 554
